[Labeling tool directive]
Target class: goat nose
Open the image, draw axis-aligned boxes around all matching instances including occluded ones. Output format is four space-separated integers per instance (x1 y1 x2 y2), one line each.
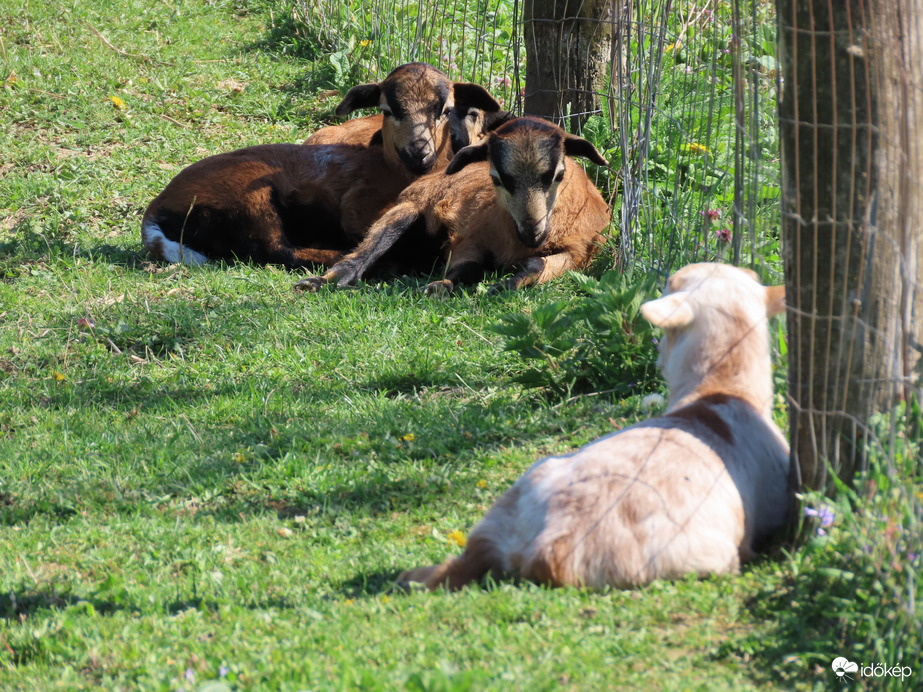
400 145 435 174
517 219 547 248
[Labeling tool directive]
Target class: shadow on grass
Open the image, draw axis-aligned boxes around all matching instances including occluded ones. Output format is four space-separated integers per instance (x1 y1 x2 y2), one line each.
0 586 296 623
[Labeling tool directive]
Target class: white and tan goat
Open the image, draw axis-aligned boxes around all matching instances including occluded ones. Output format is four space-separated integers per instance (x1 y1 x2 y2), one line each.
397 263 791 590
141 63 501 268
295 116 610 293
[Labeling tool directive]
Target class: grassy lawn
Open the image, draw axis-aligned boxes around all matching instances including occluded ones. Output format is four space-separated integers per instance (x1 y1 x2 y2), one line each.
1 0 917 690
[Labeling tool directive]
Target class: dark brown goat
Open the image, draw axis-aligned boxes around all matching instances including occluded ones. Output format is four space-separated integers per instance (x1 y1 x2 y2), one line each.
141 63 500 268
294 117 611 293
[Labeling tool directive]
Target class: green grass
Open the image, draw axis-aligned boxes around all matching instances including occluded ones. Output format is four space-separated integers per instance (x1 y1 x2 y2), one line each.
1 0 919 690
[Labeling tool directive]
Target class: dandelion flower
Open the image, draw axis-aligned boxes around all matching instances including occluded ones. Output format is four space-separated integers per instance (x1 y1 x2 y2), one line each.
447 529 467 547
683 142 709 155
359 40 371 47
641 393 666 412
109 95 127 111
52 371 66 382
401 433 415 442
476 480 488 489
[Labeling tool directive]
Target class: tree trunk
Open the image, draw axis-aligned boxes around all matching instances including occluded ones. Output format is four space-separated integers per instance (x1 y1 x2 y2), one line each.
523 0 612 128
777 0 923 490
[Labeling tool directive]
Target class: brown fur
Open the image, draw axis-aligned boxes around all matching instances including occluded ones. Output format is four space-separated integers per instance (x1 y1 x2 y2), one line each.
141 63 501 268
304 114 383 147
296 117 610 293
396 263 791 591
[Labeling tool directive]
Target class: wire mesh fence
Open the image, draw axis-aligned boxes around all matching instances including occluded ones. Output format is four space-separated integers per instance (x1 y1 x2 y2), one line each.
293 0 782 281
289 0 921 668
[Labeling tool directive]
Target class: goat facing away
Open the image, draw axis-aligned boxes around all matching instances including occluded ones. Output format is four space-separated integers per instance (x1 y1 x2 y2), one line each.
141 63 501 268
294 116 611 294
397 263 791 591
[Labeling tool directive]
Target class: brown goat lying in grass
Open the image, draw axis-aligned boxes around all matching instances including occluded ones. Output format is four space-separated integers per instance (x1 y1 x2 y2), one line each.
397 263 791 590
305 101 514 156
295 117 611 294
141 63 500 268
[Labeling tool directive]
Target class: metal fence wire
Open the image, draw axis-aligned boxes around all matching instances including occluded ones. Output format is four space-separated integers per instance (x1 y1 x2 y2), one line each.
293 0 921 480
290 0 921 670
295 0 781 276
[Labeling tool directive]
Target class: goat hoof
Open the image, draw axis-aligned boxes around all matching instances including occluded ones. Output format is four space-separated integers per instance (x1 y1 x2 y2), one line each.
293 276 326 293
423 279 453 298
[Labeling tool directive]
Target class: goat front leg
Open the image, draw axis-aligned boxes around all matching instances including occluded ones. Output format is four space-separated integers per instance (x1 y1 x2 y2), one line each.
490 252 577 293
423 257 485 297
294 205 420 292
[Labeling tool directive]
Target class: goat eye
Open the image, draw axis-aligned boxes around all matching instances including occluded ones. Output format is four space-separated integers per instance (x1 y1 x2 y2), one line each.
554 169 565 183
540 170 560 187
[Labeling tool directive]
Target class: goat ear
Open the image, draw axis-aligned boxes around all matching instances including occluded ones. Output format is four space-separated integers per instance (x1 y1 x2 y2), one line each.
484 109 515 133
765 285 786 317
446 141 489 174
563 133 609 167
452 83 501 112
335 84 382 116
641 292 696 328
369 129 383 146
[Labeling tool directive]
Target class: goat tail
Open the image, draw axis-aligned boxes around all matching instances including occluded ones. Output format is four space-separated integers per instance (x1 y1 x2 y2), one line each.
141 218 209 266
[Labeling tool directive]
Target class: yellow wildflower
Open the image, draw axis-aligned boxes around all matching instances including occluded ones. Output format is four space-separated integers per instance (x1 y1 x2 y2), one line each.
359 40 371 47
109 95 127 111
231 452 245 463
476 480 488 489
683 142 709 155
447 529 467 548
401 433 415 442
52 371 66 382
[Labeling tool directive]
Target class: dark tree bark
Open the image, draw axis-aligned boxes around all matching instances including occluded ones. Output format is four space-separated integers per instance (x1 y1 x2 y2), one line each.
523 0 612 127
777 0 923 490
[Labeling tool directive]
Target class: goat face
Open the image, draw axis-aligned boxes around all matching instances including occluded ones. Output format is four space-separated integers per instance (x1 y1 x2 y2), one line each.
336 63 452 175
336 63 502 175
447 117 608 248
447 86 513 153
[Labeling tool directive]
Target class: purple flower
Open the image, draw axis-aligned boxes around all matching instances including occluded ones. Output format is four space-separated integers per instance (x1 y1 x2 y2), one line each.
715 228 732 243
185 669 195 683
219 666 229 678
701 209 721 223
804 505 835 535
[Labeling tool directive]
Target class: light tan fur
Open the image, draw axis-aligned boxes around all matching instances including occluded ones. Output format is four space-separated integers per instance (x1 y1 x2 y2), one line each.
397 263 791 590
142 63 501 268
295 117 610 293
304 113 383 147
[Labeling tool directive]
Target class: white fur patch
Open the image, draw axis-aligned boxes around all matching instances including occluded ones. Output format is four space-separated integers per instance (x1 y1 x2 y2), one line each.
141 219 208 266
